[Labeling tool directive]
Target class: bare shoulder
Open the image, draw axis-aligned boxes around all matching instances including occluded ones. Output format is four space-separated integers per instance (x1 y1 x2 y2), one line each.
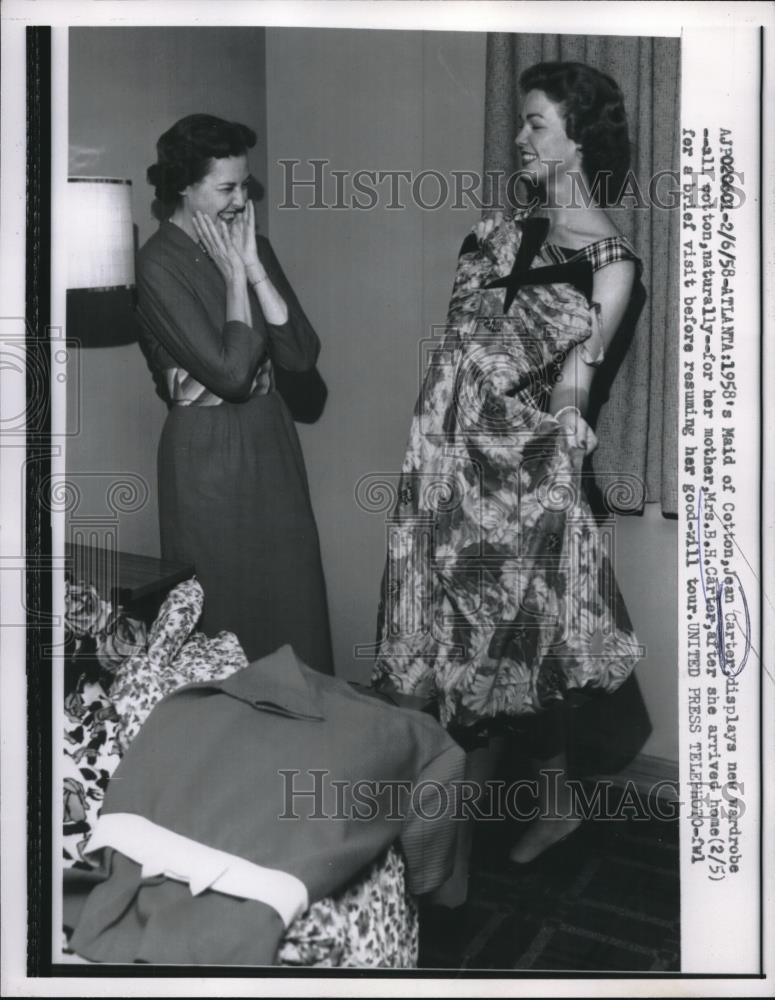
579 210 623 244
547 208 624 249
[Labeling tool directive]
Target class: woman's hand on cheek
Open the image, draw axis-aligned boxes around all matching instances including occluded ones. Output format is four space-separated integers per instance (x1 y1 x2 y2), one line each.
234 201 265 282
193 211 246 284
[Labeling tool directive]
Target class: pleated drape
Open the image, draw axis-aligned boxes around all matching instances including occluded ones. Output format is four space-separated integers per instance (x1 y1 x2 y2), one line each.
484 33 680 514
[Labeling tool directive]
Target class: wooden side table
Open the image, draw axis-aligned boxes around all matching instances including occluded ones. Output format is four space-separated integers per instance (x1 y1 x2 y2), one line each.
65 542 195 624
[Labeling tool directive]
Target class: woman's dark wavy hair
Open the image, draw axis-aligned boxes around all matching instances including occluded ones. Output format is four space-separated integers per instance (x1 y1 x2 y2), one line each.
147 114 257 205
519 61 631 207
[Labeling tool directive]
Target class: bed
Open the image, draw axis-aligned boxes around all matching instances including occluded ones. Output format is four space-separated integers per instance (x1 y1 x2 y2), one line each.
61 576 419 968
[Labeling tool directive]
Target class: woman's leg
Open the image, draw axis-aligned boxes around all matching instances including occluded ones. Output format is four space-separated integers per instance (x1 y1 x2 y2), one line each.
508 706 582 864
429 737 504 907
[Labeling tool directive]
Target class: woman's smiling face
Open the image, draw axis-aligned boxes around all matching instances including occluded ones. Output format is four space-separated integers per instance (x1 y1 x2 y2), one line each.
515 89 582 191
180 154 250 227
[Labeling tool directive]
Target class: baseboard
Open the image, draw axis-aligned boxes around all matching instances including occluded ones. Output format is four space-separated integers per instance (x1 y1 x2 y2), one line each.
590 752 679 801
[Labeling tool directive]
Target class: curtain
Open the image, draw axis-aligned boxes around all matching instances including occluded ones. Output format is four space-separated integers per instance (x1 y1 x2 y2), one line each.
483 33 680 515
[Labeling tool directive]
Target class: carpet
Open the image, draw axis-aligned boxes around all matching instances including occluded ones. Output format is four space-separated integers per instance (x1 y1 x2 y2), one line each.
419 787 680 972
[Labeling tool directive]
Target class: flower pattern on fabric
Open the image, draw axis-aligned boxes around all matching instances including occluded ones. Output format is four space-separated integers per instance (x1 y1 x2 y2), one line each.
64 580 114 641
277 846 418 968
61 575 419 967
63 678 122 869
109 577 249 750
95 614 147 673
64 579 147 671
373 213 642 729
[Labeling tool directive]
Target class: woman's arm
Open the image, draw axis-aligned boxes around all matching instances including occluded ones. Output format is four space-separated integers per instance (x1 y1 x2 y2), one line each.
252 237 321 372
549 259 635 417
549 259 635 461
193 211 254 328
136 255 267 403
232 203 289 326
248 269 289 326
233 203 321 372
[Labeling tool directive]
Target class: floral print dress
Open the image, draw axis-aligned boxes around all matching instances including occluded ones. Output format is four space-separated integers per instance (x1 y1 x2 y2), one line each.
372 213 643 733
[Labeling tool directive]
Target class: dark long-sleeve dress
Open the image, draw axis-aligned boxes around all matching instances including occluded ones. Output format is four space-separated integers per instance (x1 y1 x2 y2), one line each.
136 220 333 673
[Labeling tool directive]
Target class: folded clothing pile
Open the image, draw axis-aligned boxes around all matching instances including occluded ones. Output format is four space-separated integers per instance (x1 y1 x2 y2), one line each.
62 577 428 967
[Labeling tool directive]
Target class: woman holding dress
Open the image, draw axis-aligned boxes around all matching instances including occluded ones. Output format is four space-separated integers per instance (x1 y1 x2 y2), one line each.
137 114 333 673
373 62 644 869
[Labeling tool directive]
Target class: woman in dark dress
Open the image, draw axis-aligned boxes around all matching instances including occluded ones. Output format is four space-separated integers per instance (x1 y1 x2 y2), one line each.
137 114 333 673
373 62 644 870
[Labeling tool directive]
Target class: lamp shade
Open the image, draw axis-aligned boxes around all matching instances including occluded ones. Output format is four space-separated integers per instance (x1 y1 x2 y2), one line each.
67 177 135 290
66 177 140 347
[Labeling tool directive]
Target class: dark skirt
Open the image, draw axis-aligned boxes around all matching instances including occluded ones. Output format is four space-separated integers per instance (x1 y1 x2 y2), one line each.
158 390 334 674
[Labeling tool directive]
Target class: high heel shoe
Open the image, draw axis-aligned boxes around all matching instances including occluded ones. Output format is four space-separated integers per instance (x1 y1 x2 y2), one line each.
506 820 584 870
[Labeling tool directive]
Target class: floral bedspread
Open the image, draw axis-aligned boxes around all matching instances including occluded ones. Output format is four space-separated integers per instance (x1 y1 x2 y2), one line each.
62 577 418 968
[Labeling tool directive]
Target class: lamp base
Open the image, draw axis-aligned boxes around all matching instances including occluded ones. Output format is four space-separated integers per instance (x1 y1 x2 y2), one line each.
66 288 140 348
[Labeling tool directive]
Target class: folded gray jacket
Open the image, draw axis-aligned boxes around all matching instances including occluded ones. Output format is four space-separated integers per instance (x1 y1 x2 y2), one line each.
69 643 465 966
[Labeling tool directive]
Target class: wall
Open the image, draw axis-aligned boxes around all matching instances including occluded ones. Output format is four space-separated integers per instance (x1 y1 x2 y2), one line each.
266 26 487 675
67 27 267 555
266 27 678 762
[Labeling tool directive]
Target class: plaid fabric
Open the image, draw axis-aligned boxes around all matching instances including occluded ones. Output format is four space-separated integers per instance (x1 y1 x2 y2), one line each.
541 236 642 275
165 357 273 407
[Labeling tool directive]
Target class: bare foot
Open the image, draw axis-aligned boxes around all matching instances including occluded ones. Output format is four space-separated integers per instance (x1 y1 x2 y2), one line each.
508 816 583 865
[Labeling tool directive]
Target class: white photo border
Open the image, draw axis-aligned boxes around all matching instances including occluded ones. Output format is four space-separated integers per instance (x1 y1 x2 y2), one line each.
1 2 773 997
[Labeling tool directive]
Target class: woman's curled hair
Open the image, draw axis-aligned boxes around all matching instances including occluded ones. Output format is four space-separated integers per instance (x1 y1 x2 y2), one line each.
147 114 257 204
520 61 631 206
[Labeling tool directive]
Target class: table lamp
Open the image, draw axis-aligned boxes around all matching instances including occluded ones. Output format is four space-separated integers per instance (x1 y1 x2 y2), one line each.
66 177 139 347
